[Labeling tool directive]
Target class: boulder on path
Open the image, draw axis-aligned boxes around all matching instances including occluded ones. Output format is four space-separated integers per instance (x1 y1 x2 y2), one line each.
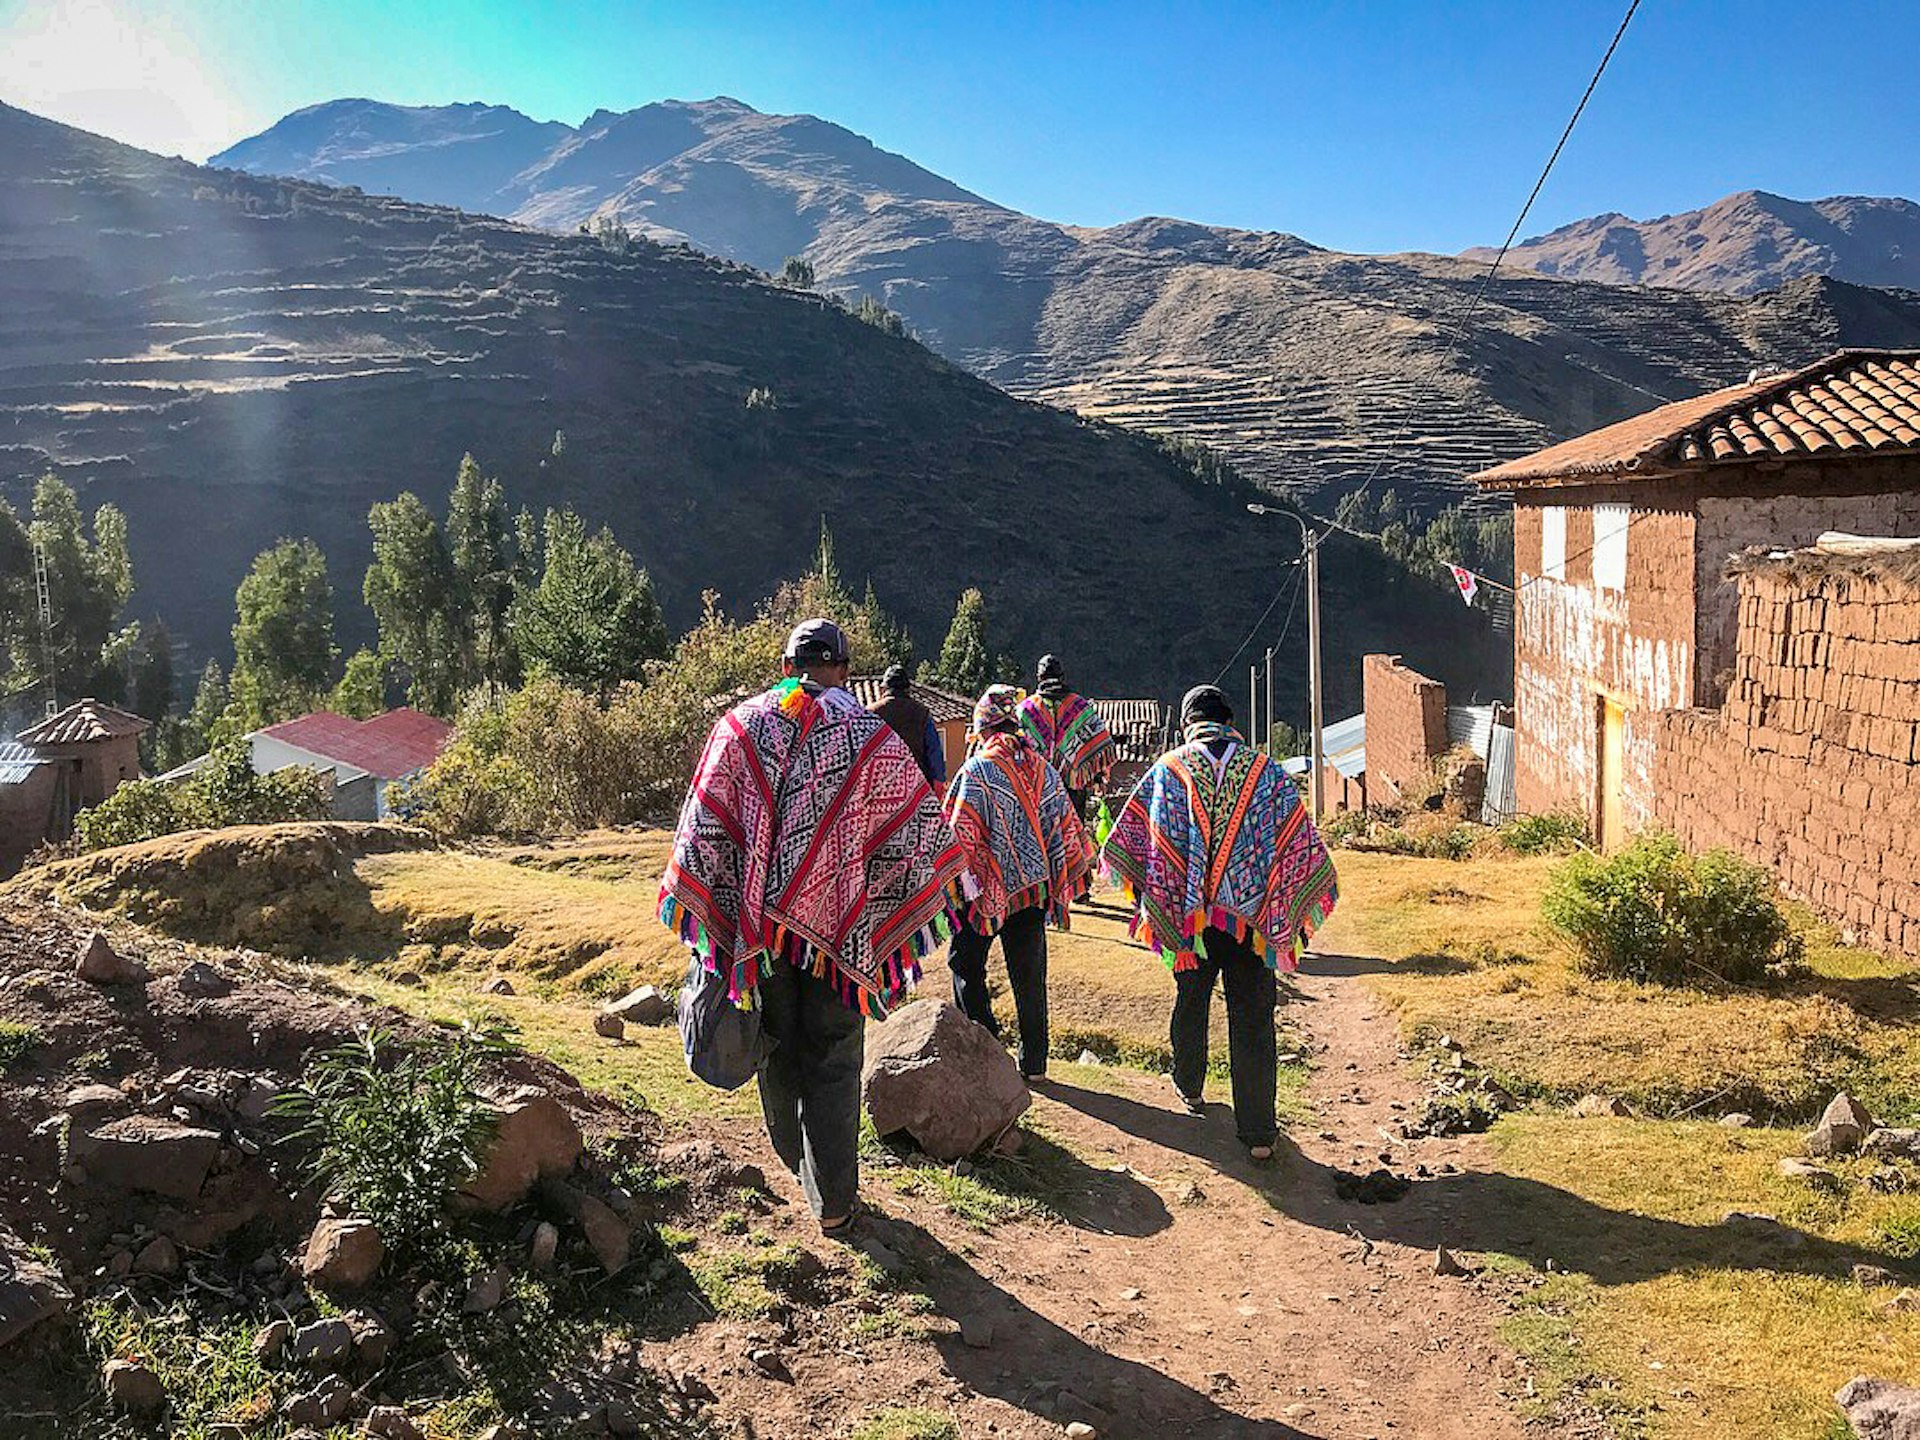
301 1217 384 1291
76 932 146 986
462 1088 583 1211
1837 1376 1920 1439
1865 1128 1920 1161
69 1116 220 1199
102 1358 166 1413
1807 1093 1877 1157
603 985 673 1027
1571 1093 1632 1119
593 1012 625 1040
862 1000 1030 1161
0 1230 72 1349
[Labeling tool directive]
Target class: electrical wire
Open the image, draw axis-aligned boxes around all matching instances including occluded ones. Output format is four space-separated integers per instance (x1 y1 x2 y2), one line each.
1211 550 1304 685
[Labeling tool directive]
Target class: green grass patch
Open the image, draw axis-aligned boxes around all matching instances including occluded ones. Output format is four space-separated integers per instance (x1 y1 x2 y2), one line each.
849 1408 961 1440
686 1242 819 1320
0 1020 43 1073
81 1296 283 1436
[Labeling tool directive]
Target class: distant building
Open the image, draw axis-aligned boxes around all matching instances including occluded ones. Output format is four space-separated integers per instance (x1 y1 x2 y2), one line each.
1282 712 1367 814
1090 698 1168 795
162 708 452 821
1474 349 1920 848
0 699 150 874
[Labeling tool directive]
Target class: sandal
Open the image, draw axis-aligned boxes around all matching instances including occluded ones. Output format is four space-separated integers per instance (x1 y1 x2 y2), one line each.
1247 1143 1275 1163
1173 1079 1206 1117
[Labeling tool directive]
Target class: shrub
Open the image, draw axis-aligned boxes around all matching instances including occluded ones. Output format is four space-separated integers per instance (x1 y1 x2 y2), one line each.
274 1023 513 1255
1500 808 1591 855
74 779 190 850
74 739 331 852
0 1020 43 1073
1542 832 1804 986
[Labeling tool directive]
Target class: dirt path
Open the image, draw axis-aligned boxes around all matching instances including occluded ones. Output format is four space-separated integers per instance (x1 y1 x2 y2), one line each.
673 953 1533 1440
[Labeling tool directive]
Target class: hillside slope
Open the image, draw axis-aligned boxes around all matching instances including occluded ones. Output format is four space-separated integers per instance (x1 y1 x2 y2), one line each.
1462 190 1920 295
215 100 1920 508
0 102 1498 712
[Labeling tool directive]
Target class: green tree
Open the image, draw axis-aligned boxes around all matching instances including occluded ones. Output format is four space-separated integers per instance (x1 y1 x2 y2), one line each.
12 475 134 703
925 588 992 695
331 648 388 719
129 619 176 722
229 539 336 730
514 510 667 695
187 660 231 746
445 455 517 689
365 492 459 713
857 580 914 669
778 256 816 289
853 294 905 337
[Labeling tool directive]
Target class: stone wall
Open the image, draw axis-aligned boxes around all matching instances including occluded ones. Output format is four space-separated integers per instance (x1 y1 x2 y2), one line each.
1652 560 1920 957
1363 654 1447 803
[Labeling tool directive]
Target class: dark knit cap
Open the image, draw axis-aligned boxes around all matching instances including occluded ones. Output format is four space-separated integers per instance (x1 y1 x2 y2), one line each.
1180 684 1233 724
882 663 910 695
1037 654 1066 683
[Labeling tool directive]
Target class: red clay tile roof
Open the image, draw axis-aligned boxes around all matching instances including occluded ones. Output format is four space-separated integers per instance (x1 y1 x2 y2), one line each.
846 675 975 724
18 699 150 746
255 708 452 780
1473 350 1920 488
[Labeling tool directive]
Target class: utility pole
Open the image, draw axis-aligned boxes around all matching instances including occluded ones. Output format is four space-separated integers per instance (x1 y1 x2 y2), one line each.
32 536 56 718
1263 646 1275 757
1248 664 1258 750
1246 504 1324 819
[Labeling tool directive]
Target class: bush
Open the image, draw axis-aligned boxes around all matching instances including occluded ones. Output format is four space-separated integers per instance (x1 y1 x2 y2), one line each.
1542 832 1804 986
1499 808 1591 855
274 1024 512 1255
74 779 190 850
74 739 331 851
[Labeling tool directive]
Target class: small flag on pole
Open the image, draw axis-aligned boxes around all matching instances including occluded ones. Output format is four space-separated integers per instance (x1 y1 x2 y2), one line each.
1448 564 1480 607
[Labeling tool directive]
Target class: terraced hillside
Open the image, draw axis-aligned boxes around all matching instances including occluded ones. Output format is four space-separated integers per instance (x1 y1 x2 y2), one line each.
218 98 1920 509
0 103 1500 711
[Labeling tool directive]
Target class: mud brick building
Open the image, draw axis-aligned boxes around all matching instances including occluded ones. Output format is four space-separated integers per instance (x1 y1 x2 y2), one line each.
0 699 149 875
1652 541 1920 956
1363 654 1448 803
1474 350 1920 849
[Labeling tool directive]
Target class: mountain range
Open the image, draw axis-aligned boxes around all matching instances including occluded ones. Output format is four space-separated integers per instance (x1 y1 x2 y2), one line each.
214 98 1920 508
0 101 1500 711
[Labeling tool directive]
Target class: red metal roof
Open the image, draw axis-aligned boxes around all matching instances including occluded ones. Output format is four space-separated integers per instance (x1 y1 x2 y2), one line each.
18 699 150 746
255 708 452 780
1473 350 1920 488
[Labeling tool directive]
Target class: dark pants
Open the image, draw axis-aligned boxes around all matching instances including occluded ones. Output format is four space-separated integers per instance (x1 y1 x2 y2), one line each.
949 905 1050 1076
756 959 865 1220
1170 926 1279 1148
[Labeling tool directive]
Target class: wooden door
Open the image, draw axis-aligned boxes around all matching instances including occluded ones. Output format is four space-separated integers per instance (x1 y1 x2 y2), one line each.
1598 697 1627 852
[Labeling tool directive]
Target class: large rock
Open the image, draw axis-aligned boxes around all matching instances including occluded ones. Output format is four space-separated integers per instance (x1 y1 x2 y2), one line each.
103 1358 166 1413
0 1230 72 1349
69 1116 220 1199
462 1088 582 1211
289 1317 355 1368
538 1179 631 1274
1837 1376 1920 1439
1806 1092 1877 1157
1865 1128 1920 1161
301 1217 384 1290
1571 1093 1632 1119
284 1374 353 1427
76 932 146 986
603 985 673 1027
862 1000 1030 1160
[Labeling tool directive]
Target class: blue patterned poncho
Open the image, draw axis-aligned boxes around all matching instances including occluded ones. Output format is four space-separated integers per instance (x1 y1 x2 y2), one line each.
1101 724 1337 971
944 731 1093 934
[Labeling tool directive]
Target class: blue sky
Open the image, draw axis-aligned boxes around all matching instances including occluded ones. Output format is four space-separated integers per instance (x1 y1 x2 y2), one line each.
2 0 1916 253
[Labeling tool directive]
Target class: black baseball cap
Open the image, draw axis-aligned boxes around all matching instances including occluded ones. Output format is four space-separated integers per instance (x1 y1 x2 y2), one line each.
1180 684 1233 724
785 618 850 664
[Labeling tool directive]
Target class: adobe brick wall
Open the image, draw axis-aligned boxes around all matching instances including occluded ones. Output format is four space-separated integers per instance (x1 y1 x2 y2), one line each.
1651 563 1920 958
1363 653 1447 803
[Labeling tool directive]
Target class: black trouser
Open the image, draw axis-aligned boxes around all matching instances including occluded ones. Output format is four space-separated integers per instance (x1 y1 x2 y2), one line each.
756 958 865 1220
948 905 1049 1076
1170 926 1279 1148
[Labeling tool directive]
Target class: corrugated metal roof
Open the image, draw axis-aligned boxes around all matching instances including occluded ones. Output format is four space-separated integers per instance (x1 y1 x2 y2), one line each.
845 675 974 724
1473 350 1920 488
1447 704 1499 760
0 741 48 785
17 699 150 746
1283 712 1365 780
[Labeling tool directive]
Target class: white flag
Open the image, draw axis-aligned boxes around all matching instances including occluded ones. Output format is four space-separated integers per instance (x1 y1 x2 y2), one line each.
1448 565 1479 607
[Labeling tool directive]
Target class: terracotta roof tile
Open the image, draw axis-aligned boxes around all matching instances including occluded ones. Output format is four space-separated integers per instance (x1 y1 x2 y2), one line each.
844 675 975 724
18 699 150 746
1474 350 1920 487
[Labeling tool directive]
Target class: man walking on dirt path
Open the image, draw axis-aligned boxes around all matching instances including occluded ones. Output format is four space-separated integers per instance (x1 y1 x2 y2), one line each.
659 619 966 1233
944 684 1095 1078
1017 654 1116 818
869 663 947 786
1101 684 1338 1161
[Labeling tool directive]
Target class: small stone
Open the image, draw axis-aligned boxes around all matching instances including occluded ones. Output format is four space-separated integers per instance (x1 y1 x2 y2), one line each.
254 1318 292 1360
64 1084 130 1119
1806 1092 1877 1157
1864 1128 1920 1160
1778 1157 1838 1186
1719 1112 1755 1128
1435 1034 1463 1052
363 1404 424 1439
283 1374 352 1427
480 975 515 995
1120 1287 1143 1301
1571 1093 1631 1119
529 1221 560 1272
749 1347 791 1381
289 1317 355 1368
234 1076 281 1122
1855 1264 1900 1289
392 971 426 988
1065 1424 1098 1439
593 1012 625 1040
102 1358 166 1412
347 1308 394 1368
69 1116 221 1200
1434 1245 1468 1277
174 961 235 999
302 1216 384 1290
1176 1181 1206 1206
1076 1049 1102 1066
462 1264 509 1314
604 984 674 1026
603 1400 642 1437
106 1249 133 1277
132 1235 180 1277
78 932 147 985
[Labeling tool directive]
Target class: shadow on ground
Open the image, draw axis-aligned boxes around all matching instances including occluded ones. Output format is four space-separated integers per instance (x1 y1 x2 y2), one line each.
1042 1080 1918 1290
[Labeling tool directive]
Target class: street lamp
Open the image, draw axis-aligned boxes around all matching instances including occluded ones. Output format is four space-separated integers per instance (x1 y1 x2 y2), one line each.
1247 503 1324 819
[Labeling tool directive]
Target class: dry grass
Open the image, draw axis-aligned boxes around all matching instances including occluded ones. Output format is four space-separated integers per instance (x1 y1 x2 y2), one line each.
1317 851 1917 1122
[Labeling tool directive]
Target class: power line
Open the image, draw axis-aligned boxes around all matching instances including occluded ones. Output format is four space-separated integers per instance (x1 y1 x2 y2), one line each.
1212 549 1304 685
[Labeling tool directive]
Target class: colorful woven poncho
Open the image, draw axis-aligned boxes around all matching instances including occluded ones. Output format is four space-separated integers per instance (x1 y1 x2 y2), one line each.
944 730 1093 934
1016 690 1117 791
1101 723 1337 972
659 679 965 1016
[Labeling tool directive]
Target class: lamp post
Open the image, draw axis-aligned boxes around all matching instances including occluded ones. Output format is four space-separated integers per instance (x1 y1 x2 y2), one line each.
1246 503 1324 819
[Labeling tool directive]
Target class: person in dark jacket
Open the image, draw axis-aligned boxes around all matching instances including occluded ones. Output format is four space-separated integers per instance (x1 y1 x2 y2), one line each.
870 664 947 785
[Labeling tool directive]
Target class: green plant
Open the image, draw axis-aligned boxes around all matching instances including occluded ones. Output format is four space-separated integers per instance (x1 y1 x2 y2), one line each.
0 1021 43 1073
850 1409 961 1440
1542 832 1804 987
273 1022 514 1254
73 737 332 852
1500 808 1591 855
